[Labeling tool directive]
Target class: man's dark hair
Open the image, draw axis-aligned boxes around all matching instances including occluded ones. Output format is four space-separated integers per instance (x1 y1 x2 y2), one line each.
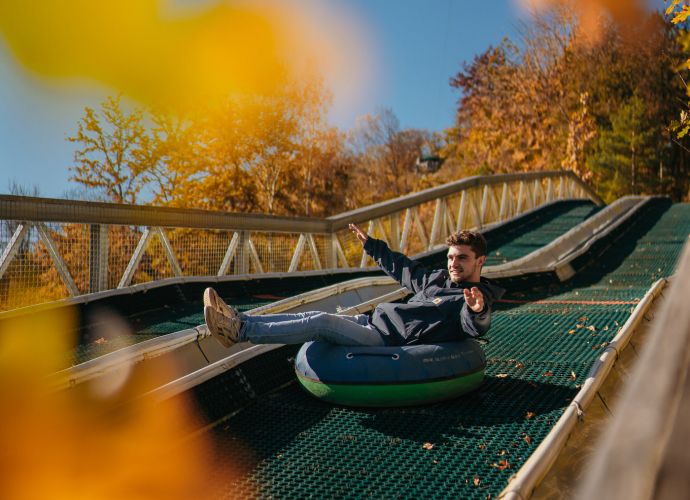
446 230 487 257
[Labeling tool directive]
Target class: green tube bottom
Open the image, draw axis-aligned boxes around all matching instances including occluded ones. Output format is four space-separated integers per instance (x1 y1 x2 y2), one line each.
295 370 485 407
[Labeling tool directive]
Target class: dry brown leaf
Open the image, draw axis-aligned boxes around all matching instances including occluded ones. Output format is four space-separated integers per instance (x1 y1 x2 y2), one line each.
570 371 577 381
493 459 510 471
587 325 596 331
496 373 509 379
473 476 481 487
526 411 536 420
422 442 434 450
478 443 486 450
568 329 576 335
94 337 107 344
523 434 532 445
578 316 588 322
515 362 525 369
543 371 554 377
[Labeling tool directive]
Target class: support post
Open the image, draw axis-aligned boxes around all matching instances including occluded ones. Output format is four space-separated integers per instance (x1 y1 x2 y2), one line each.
457 191 467 231
400 209 412 253
516 181 525 214
480 186 490 227
429 198 445 247
499 183 509 221
89 224 108 293
238 231 250 275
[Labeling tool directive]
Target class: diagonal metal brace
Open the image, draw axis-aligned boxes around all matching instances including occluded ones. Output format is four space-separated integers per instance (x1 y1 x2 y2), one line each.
36 222 80 297
0 222 30 282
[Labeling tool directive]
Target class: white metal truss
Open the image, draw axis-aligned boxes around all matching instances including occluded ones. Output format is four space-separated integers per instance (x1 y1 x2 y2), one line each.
0 222 81 297
0 171 602 309
218 232 240 276
35 223 80 297
118 227 182 289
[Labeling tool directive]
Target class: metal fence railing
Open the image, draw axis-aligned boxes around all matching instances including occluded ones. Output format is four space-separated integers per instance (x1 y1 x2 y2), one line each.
0 171 601 312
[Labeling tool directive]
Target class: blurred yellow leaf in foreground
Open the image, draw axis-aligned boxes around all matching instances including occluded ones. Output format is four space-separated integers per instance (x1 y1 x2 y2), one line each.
0 307 245 499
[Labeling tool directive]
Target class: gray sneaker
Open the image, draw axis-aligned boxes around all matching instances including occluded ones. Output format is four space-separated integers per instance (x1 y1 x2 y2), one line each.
203 288 241 348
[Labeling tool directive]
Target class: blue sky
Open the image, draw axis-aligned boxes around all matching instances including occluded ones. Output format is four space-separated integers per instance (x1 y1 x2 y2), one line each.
0 1 529 198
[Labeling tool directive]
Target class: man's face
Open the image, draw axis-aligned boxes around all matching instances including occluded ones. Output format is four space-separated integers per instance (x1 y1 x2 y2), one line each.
447 244 486 283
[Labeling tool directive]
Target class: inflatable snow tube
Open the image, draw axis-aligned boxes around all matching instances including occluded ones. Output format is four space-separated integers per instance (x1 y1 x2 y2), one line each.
294 339 486 407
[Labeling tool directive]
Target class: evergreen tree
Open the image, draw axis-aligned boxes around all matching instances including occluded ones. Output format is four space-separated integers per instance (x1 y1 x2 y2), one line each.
587 95 660 202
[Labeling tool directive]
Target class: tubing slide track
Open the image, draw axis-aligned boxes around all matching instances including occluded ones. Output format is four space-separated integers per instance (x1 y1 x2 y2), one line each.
9 191 690 498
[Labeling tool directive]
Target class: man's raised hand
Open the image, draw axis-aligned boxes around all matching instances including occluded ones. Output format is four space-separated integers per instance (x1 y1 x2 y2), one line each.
349 223 369 245
464 286 485 313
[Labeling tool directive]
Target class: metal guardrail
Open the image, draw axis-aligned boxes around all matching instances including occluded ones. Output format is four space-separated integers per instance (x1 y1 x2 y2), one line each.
0 170 599 311
575 240 690 500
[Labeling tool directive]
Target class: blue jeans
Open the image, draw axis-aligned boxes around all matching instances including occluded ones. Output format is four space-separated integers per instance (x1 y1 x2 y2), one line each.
239 311 385 346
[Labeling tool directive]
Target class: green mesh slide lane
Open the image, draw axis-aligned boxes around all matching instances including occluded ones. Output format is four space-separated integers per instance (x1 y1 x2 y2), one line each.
190 200 690 499
483 200 600 266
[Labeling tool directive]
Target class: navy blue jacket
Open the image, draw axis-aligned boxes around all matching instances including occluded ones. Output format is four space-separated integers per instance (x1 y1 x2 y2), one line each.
364 237 505 346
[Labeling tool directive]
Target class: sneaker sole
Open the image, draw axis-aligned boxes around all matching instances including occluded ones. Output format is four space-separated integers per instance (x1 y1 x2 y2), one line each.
204 287 238 320
204 305 234 348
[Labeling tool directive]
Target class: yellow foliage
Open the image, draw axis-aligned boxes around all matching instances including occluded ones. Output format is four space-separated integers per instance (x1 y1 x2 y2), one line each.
0 307 244 498
0 0 370 111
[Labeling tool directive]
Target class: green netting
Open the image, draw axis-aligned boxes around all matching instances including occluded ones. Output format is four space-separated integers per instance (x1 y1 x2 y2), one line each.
189 200 690 499
195 351 579 499
483 201 600 266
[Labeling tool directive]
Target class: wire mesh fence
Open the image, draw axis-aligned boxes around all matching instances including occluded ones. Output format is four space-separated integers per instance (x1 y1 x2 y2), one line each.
0 171 597 311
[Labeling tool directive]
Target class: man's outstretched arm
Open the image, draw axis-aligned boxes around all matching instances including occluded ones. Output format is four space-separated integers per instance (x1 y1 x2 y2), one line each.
349 223 430 293
461 286 492 337
349 223 369 246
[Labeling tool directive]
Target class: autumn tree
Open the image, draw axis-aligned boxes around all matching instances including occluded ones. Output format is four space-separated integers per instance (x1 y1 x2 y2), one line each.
446 8 690 201
248 89 306 215
349 108 432 206
165 96 260 213
141 112 201 206
68 95 153 204
297 127 355 216
291 77 353 216
570 14 688 199
445 43 524 176
446 9 582 177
